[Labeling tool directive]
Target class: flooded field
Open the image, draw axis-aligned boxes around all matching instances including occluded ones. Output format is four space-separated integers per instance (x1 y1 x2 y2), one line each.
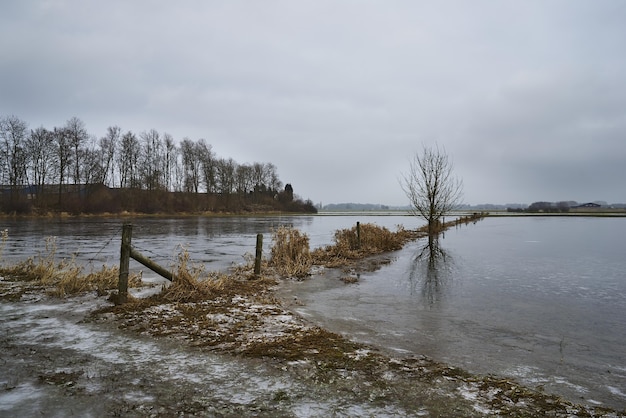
279 216 626 410
1 214 625 415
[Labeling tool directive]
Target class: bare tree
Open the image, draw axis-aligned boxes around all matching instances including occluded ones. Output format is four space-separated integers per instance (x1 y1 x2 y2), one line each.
266 162 282 192
99 126 120 186
139 129 164 191
180 138 201 193
216 158 236 195
400 144 463 235
27 126 55 199
117 131 140 188
81 137 106 185
198 140 216 193
65 117 88 185
0 115 29 207
53 126 73 203
163 132 176 191
235 163 253 194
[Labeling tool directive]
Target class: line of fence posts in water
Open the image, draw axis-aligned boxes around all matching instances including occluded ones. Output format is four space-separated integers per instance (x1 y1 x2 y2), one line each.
117 223 265 304
117 216 485 303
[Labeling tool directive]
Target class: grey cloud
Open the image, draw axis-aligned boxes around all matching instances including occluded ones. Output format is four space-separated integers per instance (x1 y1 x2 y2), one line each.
1 1 626 205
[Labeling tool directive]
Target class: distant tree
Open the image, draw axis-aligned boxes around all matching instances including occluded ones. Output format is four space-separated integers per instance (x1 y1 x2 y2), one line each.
216 158 236 195
163 132 176 191
252 162 267 191
265 162 282 192
52 126 73 205
400 144 463 235
65 117 88 185
197 139 216 193
528 201 553 212
235 163 253 195
180 138 201 193
139 129 163 191
0 115 29 210
27 126 55 200
81 138 105 185
556 201 570 213
117 131 140 188
99 126 120 186
0 114 317 214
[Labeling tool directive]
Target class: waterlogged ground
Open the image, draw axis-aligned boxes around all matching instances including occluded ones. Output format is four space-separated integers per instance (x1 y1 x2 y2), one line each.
1 276 623 417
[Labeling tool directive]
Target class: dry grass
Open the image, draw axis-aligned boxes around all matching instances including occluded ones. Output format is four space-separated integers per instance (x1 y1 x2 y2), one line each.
311 223 417 267
120 248 279 306
0 236 141 298
157 250 229 303
269 226 312 278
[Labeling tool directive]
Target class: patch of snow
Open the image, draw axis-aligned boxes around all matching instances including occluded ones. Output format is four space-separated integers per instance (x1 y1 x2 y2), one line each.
458 384 496 416
0 383 44 412
347 348 371 361
607 385 626 399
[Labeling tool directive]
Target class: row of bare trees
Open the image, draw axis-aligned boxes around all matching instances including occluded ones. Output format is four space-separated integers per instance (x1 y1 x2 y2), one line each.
0 115 308 214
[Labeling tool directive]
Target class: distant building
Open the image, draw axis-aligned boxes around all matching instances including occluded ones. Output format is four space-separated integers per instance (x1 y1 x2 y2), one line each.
573 202 602 208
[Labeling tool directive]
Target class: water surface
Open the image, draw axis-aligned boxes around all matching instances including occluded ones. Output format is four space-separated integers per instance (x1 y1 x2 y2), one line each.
281 216 626 409
2 215 624 409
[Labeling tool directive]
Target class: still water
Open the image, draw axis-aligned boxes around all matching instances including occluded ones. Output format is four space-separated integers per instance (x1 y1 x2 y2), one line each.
1 215 624 409
0 214 418 272
281 216 626 410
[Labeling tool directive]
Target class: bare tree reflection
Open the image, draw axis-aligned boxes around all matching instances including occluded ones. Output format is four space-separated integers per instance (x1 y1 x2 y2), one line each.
408 236 453 308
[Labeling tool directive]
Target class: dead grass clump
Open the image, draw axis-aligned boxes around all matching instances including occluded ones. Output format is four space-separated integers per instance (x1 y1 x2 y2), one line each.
0 236 61 283
155 249 277 303
312 223 414 264
269 226 312 278
0 236 142 297
158 250 225 302
52 265 142 298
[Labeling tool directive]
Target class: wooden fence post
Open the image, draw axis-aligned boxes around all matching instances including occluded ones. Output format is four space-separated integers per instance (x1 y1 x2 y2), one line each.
118 223 132 304
356 222 361 249
254 233 263 276
129 247 175 282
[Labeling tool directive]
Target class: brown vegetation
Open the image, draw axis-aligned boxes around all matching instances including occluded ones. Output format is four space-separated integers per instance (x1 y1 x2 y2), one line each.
0 236 142 300
311 223 422 268
0 114 317 215
269 226 313 278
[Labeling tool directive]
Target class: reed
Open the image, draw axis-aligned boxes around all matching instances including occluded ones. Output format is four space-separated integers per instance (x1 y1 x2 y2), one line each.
269 226 312 278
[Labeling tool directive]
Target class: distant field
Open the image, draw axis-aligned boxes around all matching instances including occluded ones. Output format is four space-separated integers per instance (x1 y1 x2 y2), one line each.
485 209 626 217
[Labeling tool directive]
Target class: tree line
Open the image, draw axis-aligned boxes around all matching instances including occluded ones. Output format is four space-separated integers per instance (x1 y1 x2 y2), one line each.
0 115 316 214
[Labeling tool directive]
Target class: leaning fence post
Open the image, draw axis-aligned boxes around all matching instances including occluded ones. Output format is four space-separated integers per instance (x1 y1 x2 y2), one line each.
118 223 132 304
254 233 263 276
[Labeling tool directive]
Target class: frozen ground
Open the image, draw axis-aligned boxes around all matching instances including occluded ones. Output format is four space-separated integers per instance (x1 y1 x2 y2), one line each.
1 278 623 417
0 292 409 417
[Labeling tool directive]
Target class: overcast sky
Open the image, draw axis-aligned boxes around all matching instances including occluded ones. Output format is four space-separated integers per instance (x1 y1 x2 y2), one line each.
1 1 625 206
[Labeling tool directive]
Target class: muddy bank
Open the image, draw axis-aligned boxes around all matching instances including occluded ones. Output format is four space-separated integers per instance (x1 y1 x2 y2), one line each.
1 276 623 417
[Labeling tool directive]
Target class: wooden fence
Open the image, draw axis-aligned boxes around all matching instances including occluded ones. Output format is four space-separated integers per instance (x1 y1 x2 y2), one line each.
117 223 263 304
